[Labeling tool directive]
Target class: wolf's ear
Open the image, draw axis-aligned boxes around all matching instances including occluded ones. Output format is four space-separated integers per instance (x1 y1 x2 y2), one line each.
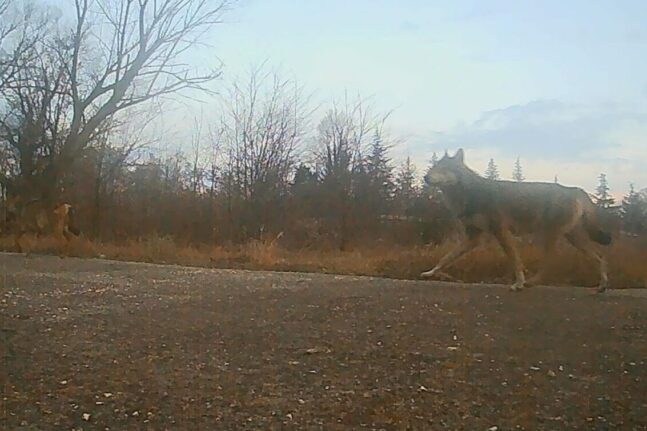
454 148 464 163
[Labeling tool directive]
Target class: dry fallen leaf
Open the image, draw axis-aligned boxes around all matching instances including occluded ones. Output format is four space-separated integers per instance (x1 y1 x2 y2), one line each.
304 347 330 354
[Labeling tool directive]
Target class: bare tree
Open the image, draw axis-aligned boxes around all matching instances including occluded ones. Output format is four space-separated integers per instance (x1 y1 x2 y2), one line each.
88 110 157 237
54 0 232 191
206 124 222 198
0 0 50 94
2 0 232 205
316 98 372 182
189 114 206 194
218 65 310 239
314 95 385 249
0 37 71 199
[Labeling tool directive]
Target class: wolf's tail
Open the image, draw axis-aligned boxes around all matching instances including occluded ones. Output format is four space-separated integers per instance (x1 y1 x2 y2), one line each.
582 199 612 245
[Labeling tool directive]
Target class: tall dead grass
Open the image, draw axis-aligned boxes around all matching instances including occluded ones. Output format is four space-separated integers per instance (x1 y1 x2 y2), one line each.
1 234 645 288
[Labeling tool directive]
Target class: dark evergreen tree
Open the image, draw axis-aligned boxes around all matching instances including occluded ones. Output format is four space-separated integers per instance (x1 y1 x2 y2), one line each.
594 173 615 208
365 129 394 205
430 152 439 166
484 158 500 180
423 152 441 197
292 164 318 187
291 164 319 214
394 157 418 214
620 184 647 234
512 157 524 182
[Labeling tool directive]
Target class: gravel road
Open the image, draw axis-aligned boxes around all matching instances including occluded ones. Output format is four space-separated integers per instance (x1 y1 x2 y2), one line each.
1 252 646 430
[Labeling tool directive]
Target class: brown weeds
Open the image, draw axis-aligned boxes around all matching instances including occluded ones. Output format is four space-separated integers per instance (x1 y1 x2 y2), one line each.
1 234 645 288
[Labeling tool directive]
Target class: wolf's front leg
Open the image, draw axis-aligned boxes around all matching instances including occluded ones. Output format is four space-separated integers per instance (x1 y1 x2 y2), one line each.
420 234 480 280
420 244 464 279
493 228 526 291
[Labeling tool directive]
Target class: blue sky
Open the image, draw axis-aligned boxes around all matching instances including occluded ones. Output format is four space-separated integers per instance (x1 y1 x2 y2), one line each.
197 0 647 195
51 0 647 195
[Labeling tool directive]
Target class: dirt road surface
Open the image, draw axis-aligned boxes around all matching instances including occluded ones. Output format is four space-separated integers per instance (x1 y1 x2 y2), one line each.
1 253 646 430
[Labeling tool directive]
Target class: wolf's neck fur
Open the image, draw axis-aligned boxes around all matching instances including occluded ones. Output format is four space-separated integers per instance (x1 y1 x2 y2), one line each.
438 166 489 216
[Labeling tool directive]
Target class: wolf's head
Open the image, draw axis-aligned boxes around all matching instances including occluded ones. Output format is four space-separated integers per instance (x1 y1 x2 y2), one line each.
424 149 468 186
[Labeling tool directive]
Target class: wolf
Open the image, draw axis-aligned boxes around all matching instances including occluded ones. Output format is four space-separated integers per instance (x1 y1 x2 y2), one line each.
420 149 612 292
3 197 79 253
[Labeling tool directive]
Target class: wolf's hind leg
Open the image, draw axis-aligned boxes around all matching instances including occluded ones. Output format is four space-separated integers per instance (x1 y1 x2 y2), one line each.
565 231 609 292
420 230 481 280
14 233 23 254
526 233 559 286
493 227 526 291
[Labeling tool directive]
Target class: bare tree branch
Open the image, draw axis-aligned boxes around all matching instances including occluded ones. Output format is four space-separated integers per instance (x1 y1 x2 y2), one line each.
0 1 51 94
218 65 311 238
1 0 233 204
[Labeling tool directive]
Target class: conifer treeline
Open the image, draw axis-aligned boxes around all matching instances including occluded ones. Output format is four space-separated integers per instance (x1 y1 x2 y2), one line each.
46 144 647 247
1 0 645 248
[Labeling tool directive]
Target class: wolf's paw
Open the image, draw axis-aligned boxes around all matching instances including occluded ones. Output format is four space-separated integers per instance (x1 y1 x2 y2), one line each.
420 270 436 279
420 270 460 282
596 278 609 293
510 282 524 292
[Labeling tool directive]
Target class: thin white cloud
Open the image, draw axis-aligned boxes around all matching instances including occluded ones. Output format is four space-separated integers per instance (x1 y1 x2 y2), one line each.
402 99 647 194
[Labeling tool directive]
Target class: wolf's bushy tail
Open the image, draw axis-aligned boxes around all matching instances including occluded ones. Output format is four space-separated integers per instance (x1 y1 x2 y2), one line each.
582 199 612 245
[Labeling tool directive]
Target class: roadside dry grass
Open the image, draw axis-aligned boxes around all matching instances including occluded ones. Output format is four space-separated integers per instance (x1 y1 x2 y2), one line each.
1 234 645 288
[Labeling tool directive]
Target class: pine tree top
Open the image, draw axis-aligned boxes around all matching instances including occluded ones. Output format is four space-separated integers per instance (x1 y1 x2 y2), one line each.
512 157 524 182
594 173 615 208
484 158 500 181
430 152 439 166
